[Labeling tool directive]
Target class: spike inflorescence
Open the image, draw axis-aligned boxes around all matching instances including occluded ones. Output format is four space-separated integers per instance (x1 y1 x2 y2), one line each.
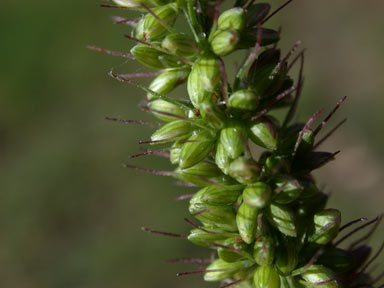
93 0 382 287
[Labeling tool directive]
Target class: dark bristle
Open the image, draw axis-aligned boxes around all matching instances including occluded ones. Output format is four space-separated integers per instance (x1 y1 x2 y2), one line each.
288 48 306 71
313 118 347 149
251 86 297 120
313 96 347 136
272 26 282 49
176 268 227 277
261 0 294 25
340 218 368 232
271 40 301 77
131 147 171 159
141 226 187 239
334 216 380 247
312 150 340 170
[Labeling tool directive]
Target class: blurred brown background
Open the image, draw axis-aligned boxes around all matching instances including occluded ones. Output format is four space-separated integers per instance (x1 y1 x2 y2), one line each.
1 1 383 287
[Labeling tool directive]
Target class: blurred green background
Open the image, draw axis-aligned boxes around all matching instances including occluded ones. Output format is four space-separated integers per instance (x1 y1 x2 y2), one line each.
1 1 383 287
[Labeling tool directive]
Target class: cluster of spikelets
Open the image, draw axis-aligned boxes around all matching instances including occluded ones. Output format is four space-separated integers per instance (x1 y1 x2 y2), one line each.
93 0 384 287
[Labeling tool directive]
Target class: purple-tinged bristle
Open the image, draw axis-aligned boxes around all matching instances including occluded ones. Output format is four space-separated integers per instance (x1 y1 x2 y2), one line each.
349 216 382 250
151 151 170 158
220 279 246 288
124 34 154 47
339 217 368 232
334 216 380 247
141 226 187 239
111 16 139 26
294 108 324 152
105 117 160 128
192 208 210 217
313 118 347 150
173 194 194 201
166 257 213 264
184 218 222 235
288 48 306 71
283 52 305 128
176 268 228 277
131 147 172 159
313 96 347 136
240 24 263 75
123 163 175 176
300 247 326 272
173 181 197 187
86 45 134 59
271 40 301 77
251 86 298 120
198 176 223 187
260 0 294 25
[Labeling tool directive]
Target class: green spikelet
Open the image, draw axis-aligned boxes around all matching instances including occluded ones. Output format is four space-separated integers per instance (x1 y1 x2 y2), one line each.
95 1 382 287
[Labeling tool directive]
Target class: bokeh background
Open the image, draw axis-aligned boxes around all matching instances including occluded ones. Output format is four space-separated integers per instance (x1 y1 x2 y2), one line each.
1 0 383 287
